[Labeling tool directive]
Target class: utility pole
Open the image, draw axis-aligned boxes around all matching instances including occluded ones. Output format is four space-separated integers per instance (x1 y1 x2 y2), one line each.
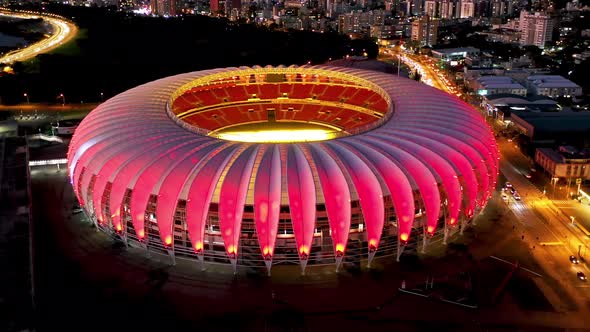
397 34 403 77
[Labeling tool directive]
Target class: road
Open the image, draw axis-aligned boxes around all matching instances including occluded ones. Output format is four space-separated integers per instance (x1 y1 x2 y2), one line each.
0 9 77 64
384 45 590 309
379 48 460 96
499 140 590 309
0 103 97 113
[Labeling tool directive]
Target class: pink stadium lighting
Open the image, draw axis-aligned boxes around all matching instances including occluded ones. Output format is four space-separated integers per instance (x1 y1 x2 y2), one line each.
67 66 497 274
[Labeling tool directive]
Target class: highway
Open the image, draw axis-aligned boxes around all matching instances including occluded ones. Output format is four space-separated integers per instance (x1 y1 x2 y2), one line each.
381 45 590 309
0 9 77 64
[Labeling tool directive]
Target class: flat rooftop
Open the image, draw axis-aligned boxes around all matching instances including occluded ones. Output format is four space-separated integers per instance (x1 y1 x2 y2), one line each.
537 147 590 163
512 111 590 133
481 83 525 89
537 148 566 163
432 47 480 55
477 76 525 90
527 75 581 88
486 93 557 104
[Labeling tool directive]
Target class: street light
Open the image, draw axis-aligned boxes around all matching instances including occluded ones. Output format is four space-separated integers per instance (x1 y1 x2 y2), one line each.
59 93 65 106
23 93 30 104
100 92 104 102
551 177 559 198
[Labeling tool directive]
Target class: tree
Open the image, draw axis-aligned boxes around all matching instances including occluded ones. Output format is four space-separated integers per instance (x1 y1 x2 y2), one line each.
413 70 421 81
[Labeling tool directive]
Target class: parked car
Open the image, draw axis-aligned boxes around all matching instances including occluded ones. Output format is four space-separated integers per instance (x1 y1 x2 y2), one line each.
570 255 580 264
577 272 587 281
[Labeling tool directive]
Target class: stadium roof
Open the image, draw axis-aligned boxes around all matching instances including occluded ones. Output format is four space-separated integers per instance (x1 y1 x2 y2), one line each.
67 66 498 270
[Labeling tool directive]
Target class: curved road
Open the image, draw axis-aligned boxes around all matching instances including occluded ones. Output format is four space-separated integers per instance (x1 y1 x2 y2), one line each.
0 9 77 64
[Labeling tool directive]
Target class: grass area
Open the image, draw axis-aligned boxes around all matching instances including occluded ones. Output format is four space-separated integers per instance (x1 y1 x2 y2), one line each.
47 28 87 56
60 109 91 120
20 57 40 74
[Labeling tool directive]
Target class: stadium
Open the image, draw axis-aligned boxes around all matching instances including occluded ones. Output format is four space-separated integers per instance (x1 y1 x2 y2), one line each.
67 65 498 274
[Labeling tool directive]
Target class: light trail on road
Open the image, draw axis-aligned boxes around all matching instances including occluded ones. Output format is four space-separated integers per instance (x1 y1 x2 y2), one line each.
379 48 457 95
385 45 590 250
0 9 77 64
381 45 590 305
499 143 590 308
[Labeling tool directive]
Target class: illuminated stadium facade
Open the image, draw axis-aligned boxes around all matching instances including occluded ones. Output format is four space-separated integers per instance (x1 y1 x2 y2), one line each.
67 66 498 274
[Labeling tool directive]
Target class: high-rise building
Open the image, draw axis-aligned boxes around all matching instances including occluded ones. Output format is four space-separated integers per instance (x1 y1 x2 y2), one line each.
424 0 439 18
339 12 367 34
385 0 404 13
151 0 176 16
506 0 515 16
228 0 241 12
326 0 335 17
519 11 554 48
385 0 395 11
338 11 386 35
440 0 458 19
475 0 490 17
459 0 474 18
359 0 375 8
490 0 506 17
371 25 396 39
411 15 439 46
405 0 422 16
210 0 220 13
209 0 241 15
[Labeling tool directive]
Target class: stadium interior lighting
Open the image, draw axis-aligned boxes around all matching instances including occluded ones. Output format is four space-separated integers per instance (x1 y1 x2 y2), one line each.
214 129 336 143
